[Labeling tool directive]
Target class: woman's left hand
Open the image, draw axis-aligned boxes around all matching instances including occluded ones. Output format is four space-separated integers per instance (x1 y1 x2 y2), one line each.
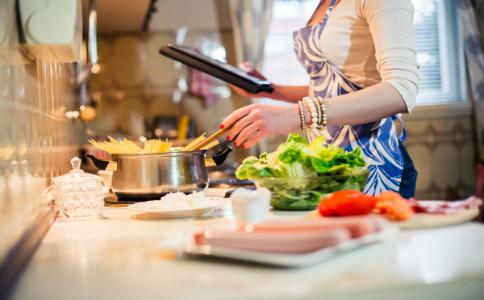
220 103 301 149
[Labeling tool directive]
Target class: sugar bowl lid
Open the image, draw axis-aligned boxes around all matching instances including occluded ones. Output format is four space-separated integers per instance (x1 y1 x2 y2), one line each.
53 157 102 186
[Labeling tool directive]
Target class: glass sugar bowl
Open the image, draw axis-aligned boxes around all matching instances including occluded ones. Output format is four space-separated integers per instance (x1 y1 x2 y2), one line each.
53 157 104 219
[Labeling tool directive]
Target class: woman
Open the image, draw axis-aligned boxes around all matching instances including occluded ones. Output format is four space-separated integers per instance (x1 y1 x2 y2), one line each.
220 0 419 198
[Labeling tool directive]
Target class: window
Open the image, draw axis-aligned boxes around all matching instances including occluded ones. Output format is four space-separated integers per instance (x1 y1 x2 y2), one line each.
412 0 466 105
261 0 466 106
261 0 313 88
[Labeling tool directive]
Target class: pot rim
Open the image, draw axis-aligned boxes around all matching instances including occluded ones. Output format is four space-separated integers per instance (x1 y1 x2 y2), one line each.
110 149 206 158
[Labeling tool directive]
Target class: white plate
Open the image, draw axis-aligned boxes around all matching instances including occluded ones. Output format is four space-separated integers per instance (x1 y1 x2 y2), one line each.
183 226 398 268
128 197 228 218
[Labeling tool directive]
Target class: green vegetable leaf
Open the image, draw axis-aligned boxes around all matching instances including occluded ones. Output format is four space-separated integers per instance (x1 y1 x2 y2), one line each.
235 134 368 210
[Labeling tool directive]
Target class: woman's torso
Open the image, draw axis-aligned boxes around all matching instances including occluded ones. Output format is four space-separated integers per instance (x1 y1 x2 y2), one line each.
292 0 406 195
302 0 382 90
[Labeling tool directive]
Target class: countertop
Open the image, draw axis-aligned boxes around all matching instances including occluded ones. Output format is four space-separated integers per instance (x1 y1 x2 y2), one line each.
7 190 484 300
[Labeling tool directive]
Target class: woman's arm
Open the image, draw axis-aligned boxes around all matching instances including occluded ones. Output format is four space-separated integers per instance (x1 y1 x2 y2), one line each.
325 82 407 125
362 0 419 112
230 63 309 102
232 83 310 103
221 81 406 148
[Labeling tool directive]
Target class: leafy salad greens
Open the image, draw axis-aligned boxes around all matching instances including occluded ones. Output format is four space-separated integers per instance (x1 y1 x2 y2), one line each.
235 133 368 210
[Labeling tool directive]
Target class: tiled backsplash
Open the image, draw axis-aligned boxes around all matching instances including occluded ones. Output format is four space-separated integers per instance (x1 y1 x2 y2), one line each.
403 115 477 200
0 60 80 263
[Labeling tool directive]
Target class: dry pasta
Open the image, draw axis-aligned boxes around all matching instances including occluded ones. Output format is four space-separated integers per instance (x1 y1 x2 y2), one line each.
89 136 143 154
201 140 219 150
143 139 172 153
181 133 206 151
90 132 217 155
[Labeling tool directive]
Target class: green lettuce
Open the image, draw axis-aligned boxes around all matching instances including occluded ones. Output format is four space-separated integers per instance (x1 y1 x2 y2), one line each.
235 133 368 210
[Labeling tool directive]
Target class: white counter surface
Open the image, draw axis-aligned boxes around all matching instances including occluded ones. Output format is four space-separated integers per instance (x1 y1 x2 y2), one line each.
8 198 484 300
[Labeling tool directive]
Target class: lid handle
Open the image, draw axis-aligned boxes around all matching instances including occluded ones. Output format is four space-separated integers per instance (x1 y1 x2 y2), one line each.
71 157 82 170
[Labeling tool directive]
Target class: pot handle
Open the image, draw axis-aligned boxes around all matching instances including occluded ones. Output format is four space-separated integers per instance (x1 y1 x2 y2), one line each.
205 146 232 166
85 153 117 171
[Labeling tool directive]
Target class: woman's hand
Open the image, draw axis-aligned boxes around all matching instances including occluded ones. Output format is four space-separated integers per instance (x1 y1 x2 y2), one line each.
220 103 301 149
230 62 276 99
231 62 311 103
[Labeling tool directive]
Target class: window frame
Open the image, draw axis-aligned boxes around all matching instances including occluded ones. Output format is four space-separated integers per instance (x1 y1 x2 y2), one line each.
413 0 468 107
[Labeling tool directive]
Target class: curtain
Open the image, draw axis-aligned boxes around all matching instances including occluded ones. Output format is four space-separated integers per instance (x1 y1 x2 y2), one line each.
457 0 484 162
225 0 274 157
229 0 274 71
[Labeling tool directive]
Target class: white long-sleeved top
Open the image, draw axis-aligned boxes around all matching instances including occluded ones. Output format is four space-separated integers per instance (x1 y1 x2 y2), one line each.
320 0 419 112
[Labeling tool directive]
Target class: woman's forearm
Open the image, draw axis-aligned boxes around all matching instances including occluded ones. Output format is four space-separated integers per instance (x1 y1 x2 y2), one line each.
229 84 309 102
324 82 408 125
271 82 407 123
298 82 408 127
270 84 310 103
222 82 408 148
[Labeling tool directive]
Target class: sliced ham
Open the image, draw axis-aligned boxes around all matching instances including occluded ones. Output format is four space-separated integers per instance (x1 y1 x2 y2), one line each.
409 196 482 215
194 215 389 254
239 215 386 238
194 228 350 254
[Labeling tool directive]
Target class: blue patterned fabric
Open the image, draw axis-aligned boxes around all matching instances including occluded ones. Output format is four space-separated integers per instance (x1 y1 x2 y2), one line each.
293 0 404 195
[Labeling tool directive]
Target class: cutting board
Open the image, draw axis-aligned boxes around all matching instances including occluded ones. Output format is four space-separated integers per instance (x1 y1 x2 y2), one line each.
390 208 480 229
306 208 480 229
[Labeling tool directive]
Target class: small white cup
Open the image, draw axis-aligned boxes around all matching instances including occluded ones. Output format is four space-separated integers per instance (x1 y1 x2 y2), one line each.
230 188 271 224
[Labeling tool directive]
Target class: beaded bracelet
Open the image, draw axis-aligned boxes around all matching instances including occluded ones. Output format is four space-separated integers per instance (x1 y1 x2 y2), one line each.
302 97 319 133
312 97 322 129
297 100 305 131
316 96 327 130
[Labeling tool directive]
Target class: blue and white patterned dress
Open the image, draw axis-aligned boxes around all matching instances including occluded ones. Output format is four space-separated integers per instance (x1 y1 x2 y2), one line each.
293 0 404 196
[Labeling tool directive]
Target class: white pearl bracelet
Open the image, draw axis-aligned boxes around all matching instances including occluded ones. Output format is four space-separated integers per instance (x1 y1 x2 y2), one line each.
298 96 328 133
302 97 320 133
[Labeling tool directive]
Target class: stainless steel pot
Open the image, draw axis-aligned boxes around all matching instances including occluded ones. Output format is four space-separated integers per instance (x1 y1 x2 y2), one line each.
86 147 231 200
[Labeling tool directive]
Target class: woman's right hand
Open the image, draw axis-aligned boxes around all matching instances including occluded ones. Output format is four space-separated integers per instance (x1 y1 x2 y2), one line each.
220 103 301 149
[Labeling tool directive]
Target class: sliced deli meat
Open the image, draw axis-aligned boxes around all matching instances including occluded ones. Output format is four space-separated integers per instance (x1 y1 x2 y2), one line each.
241 215 386 238
194 228 350 254
409 196 482 215
194 215 390 254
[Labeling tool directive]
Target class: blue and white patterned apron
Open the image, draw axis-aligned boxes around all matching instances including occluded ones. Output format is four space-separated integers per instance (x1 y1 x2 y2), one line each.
293 0 404 196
